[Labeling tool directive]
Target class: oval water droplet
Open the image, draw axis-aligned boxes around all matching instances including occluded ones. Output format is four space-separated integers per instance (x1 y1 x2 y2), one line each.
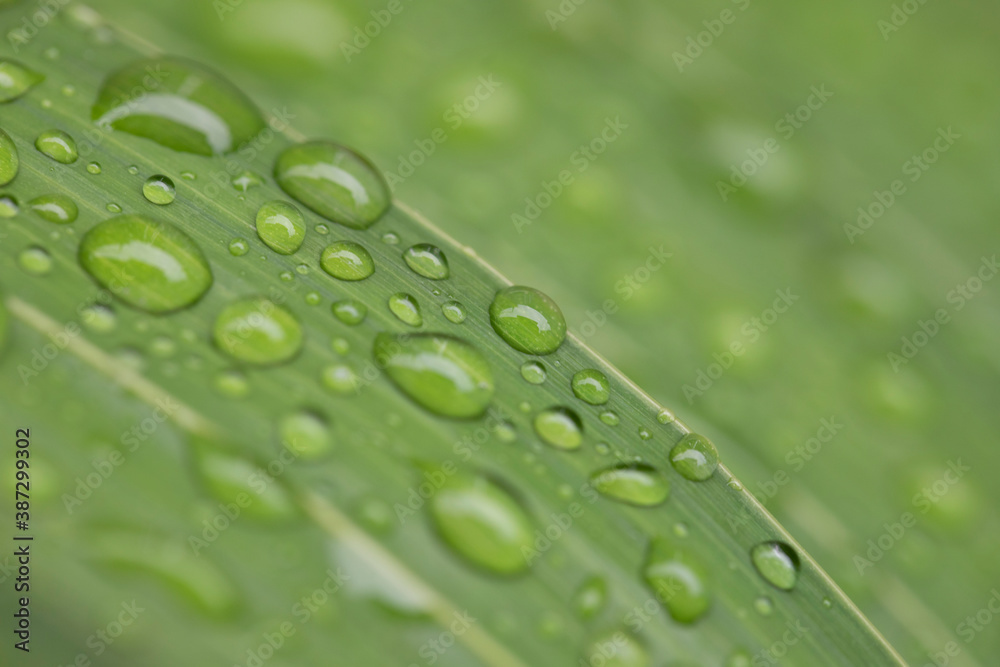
232 170 262 191
321 363 359 394
280 411 332 459
0 128 17 185
150 335 176 357
29 194 77 223
213 369 250 398
656 408 676 424
583 631 649 667
18 246 52 275
193 440 297 520
670 433 719 481
590 464 670 507
79 215 213 313
571 368 610 405
534 407 583 450
80 304 117 333
93 57 264 155
35 129 78 163
87 161 102 174
228 238 249 256
255 200 305 255
441 300 466 324
520 360 547 384
274 140 390 229
750 541 800 591
213 297 303 365
0 59 43 103
331 299 367 326
638 427 652 441
428 470 534 574
642 538 710 624
403 243 449 280
373 332 494 419
0 195 18 217
754 596 774 616
573 576 608 619
599 410 619 426
320 240 374 281
142 174 175 205
489 285 566 355
388 292 422 327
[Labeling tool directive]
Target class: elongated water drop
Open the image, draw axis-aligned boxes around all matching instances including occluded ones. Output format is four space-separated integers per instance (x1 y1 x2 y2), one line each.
534 407 583 450
670 433 719 481
79 215 213 313
574 576 608 619
80 304 117 334
280 411 332 459
0 59 43 103
373 333 494 419
442 300 466 323
428 470 534 575
388 292 422 327
142 174 176 204
520 360 547 384
213 297 303 365
489 285 566 355
572 368 610 405
643 538 710 624
0 195 17 217
0 128 17 185
93 57 264 155
331 299 367 325
403 243 449 280
255 200 305 255
35 129 78 163
750 541 800 591
274 140 390 229
29 194 77 223
320 240 374 280
19 246 53 275
583 631 649 667
192 441 297 520
590 464 670 507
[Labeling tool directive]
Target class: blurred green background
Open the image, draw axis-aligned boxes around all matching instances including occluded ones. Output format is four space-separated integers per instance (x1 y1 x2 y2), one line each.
4 0 1000 664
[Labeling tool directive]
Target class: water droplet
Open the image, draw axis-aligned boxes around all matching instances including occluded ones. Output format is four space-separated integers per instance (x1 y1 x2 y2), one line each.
106 202 122 213
753 596 774 616
590 464 670 507
193 441 297 520
35 129 78 163
295 264 309 275
228 238 249 256
489 286 566 355
0 128 17 185
595 442 610 455
213 369 250 398
403 243 449 280
656 408 676 424
304 291 322 306
280 411 332 459
321 363 359 394
61 84 76 97
534 407 583 450
750 541 800 591
520 360 547 384
279 270 294 281
388 292 422 327
726 649 752 667
181 170 196 180
87 161 102 174
441 300 466 324
638 427 652 441
357 498 393 534
232 170 262 191
583 631 649 667
331 299 367 326
822 597 833 609
374 332 494 419
80 304 117 333
213 297 303 365
331 337 350 355
573 576 607 619
18 246 52 275
29 194 77 223
93 57 264 155
79 215 213 313
673 522 689 537
127 165 139 175
493 421 517 442
150 335 176 357
0 195 18 217
643 538 710 624
274 140 390 229
571 368 610 405
255 200 305 255
381 231 399 244
599 410 619 426
669 433 719 481
142 174 176 205
320 240 374 280
0 59 43 103
428 470 534 574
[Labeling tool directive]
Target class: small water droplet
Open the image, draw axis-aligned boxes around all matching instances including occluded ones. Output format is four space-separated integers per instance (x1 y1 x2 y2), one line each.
150 335 176 357
0 128 17 185
583 631 648 667
0 59 43 103
228 238 249 256
232 169 263 191
29 194 77 223
106 202 122 213
520 360 547 384
753 596 774 616
213 297 303 365
599 410 619 426
750 541 800 591
381 231 399 244
493 421 517 443
61 84 76 97
726 649 752 667
278 270 294 281
590 463 670 507
0 195 18 217
822 597 833 609
255 200 305 255
574 576 607 619
127 165 139 175
304 291 321 306
673 522 689 537
643 538 710 624
181 170 196 180
489 285 566 355
331 337 350 355
320 240 374 281
35 129 78 163
638 427 652 441
669 433 719 481
213 370 250 398
18 246 53 275
656 408 676 424
403 243 449 280
280 411 332 459
571 368 610 405
595 442 610 455
142 174 176 205
321 363 359 394
388 292 422 327
86 161 102 174
331 299 367 326
80 304 117 333
534 407 583 450
441 300 466 324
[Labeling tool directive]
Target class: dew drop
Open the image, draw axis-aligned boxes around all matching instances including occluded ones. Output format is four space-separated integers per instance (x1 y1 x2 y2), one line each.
656 408 676 424
441 300 466 324
214 369 250 398
274 140 390 229
373 332 494 419
599 410 619 426
279 270 294 282
589 463 670 507
669 433 719 481
750 541 800 591
228 238 249 256
534 407 583 450
61 84 76 97
726 649 752 667
212 297 302 365
193 441 297 520
79 215 213 313
520 360 547 385
255 200 305 255
181 170 196 180
403 243 449 280
35 129 78 163
0 195 18 217
321 363 359 395
127 165 139 175
80 304 117 333
574 576 608 619
331 337 350 355
754 596 774 616
0 128 17 185
388 292 422 327
304 291 322 306
232 170 262 191
642 538 710 624
87 161 102 175
489 285 566 355
638 427 652 441
29 194 77 223
150 335 176 357
0 59 43 103
142 174 175 205
331 299 367 326
106 202 122 213
18 246 52 275
583 631 649 667
571 368 610 405
280 411 332 459
320 240 374 281
381 231 399 244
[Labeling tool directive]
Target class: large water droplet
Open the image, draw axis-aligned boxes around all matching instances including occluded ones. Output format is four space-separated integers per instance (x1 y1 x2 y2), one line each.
93 57 264 155
19 246 53 275
373 332 494 419
403 243 449 280
280 411 332 459
489 285 566 355
583 631 649 667
0 59 43 103
29 194 77 223
35 129 78 163
0 128 17 185
670 433 719 481
642 538 710 624
572 368 610 405
256 200 305 255
589 464 670 507
274 140 390 229
573 576 608 619
331 299 367 326
320 240 374 280
534 407 583 450
520 360 547 384
428 470 534 575
142 174 176 205
213 296 303 365
79 215 213 313
388 292 422 327
750 541 800 591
